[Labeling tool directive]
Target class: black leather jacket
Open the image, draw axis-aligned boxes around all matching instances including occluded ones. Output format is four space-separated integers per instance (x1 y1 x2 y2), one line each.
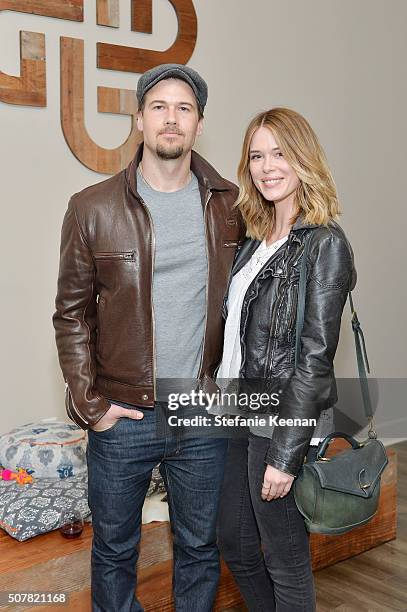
223 215 356 476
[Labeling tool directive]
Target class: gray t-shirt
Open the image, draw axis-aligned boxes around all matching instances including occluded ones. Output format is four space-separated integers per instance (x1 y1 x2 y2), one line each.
136 169 207 398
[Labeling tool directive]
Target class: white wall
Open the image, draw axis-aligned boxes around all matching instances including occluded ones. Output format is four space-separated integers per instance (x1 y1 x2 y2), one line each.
1 0 406 435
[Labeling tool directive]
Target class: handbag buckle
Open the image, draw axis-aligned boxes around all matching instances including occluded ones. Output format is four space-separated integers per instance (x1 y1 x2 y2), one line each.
359 468 372 491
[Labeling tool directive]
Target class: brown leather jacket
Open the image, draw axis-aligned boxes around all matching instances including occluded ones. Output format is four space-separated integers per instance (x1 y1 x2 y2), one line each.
53 145 244 430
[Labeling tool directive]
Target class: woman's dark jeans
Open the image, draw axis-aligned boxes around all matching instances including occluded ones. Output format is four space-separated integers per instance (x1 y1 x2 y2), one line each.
217 434 317 612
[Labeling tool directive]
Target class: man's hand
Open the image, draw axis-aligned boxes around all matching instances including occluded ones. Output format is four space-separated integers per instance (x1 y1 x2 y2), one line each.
261 464 294 501
90 404 144 432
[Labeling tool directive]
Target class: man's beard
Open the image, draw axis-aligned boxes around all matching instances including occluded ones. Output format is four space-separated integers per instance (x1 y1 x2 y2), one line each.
156 143 184 160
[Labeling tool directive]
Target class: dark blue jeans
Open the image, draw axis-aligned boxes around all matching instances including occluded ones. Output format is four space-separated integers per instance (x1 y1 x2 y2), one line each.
86 403 227 612
217 434 317 612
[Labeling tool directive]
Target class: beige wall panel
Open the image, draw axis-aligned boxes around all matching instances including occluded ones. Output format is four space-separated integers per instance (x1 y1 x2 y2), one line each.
0 30 45 106
98 0 197 72
60 37 142 175
132 0 153 34
96 0 120 28
0 0 83 21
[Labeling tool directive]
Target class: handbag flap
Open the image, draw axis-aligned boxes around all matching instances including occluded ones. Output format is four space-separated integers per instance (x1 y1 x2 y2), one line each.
307 439 388 497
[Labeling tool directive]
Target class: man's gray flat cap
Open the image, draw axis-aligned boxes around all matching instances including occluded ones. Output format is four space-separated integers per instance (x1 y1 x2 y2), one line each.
137 64 208 114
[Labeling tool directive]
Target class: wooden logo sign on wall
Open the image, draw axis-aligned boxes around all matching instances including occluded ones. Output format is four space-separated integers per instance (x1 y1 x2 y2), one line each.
0 1 197 174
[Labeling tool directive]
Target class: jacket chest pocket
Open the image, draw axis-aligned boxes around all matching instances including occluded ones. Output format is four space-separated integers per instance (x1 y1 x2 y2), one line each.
93 251 137 290
93 251 137 359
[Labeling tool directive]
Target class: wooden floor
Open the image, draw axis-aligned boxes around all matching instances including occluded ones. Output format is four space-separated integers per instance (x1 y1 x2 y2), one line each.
313 439 407 612
0 441 406 612
228 441 407 612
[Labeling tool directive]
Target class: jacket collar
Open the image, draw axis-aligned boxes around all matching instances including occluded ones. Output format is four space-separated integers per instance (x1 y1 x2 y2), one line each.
287 213 319 245
125 143 234 197
234 213 318 274
292 213 320 232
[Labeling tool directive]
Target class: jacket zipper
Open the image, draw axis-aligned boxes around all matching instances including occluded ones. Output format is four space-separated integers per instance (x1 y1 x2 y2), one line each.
65 382 89 425
197 189 212 379
263 280 287 373
94 252 135 260
287 283 298 341
138 199 157 400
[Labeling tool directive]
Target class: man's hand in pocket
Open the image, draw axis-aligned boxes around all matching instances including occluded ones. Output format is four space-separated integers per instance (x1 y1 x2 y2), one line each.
90 404 144 432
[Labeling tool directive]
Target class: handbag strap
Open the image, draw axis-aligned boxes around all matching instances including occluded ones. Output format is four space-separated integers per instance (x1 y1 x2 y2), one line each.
294 231 376 438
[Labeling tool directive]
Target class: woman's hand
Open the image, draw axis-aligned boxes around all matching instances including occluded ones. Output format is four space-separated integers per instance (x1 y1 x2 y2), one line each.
261 464 294 501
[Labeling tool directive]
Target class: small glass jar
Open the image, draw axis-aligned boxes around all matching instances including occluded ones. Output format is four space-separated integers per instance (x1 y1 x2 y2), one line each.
59 509 84 539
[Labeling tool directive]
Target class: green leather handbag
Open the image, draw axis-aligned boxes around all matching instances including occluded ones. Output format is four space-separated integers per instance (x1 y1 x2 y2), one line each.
292 232 389 535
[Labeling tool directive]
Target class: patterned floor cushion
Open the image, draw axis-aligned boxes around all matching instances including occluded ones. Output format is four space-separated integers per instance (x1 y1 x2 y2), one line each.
0 420 86 479
0 475 90 541
0 419 167 540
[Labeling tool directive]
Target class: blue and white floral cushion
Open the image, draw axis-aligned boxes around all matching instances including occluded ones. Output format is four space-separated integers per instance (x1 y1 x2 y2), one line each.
0 420 87 479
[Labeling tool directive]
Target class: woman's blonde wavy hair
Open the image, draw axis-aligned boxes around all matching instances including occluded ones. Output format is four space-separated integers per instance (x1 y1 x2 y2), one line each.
236 107 340 240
